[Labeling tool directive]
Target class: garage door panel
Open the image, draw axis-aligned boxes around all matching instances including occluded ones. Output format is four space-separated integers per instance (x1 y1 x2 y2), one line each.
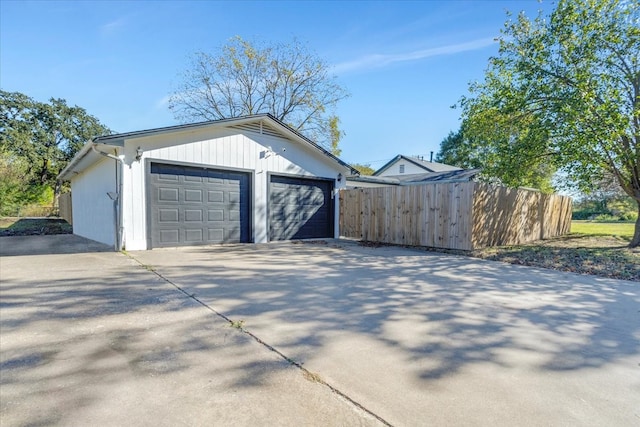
159 188 179 202
158 173 179 182
229 191 241 203
159 230 179 244
184 174 204 182
149 163 250 248
227 228 241 241
269 175 333 241
208 191 223 202
184 189 203 202
208 229 224 241
159 209 179 222
184 209 203 222
185 229 203 242
208 210 224 221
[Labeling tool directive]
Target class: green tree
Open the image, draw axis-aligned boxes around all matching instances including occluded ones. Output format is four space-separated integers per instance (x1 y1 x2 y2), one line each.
0 90 110 211
351 163 375 176
169 36 349 151
0 147 46 215
435 128 483 170
328 115 343 156
459 0 640 246
437 119 556 193
572 172 638 220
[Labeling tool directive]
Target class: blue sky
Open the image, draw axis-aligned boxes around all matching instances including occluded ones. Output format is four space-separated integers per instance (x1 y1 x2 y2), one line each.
0 0 553 169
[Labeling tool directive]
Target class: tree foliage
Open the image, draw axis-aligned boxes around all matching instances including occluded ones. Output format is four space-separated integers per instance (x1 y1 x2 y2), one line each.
436 120 556 193
0 90 110 213
169 36 349 152
351 163 376 176
459 0 640 245
435 128 483 170
572 172 637 220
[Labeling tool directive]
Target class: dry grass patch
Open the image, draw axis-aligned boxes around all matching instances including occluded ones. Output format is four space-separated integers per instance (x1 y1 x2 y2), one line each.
472 234 639 282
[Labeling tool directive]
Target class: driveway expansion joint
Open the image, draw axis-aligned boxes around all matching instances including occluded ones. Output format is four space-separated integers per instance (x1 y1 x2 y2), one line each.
125 251 393 427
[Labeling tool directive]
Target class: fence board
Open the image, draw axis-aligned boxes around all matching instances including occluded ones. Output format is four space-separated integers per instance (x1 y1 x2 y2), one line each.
340 182 571 250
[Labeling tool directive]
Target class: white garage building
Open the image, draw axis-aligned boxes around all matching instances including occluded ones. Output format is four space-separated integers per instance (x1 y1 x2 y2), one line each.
58 114 356 250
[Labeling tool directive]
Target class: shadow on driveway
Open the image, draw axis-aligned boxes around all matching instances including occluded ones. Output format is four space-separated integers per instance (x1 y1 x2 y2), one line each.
132 240 640 425
0 234 112 256
1 249 378 426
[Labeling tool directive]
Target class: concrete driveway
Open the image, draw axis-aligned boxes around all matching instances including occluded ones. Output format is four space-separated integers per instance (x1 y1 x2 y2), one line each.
0 239 380 426
132 241 640 426
2 238 639 426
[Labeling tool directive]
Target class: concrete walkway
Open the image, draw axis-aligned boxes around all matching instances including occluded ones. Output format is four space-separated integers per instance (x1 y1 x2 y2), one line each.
133 241 640 426
0 243 381 426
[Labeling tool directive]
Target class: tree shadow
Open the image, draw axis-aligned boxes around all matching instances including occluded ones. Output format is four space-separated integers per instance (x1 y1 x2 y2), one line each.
0 251 339 426
0 234 112 256
129 241 639 423
3 241 637 425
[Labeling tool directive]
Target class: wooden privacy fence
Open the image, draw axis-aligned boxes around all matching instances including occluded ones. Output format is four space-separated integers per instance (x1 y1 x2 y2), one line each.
58 192 72 225
339 182 572 250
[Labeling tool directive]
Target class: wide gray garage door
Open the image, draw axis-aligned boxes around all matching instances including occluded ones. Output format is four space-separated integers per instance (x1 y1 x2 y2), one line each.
149 163 250 248
269 175 333 241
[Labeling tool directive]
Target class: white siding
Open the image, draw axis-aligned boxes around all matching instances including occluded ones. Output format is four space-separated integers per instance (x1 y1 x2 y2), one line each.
121 126 346 250
70 158 117 247
377 159 428 177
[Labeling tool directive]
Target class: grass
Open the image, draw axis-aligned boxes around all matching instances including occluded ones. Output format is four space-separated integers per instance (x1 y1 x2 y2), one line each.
0 217 72 236
229 320 245 329
570 220 634 239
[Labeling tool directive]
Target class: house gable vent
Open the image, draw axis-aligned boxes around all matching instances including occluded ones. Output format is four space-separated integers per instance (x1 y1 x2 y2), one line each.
230 122 285 139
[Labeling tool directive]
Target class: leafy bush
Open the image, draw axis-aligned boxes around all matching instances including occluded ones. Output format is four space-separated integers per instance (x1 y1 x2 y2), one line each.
572 195 637 222
619 211 638 221
593 214 619 221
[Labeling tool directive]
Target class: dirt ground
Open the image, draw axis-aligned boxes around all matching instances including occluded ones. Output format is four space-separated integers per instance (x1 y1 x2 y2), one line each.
472 234 639 282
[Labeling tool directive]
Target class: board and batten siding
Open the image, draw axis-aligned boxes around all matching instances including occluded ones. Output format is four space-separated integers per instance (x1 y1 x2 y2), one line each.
70 157 117 246
377 159 428 177
121 126 344 250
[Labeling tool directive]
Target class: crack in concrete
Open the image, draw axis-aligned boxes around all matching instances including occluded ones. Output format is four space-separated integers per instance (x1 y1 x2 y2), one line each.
125 252 393 426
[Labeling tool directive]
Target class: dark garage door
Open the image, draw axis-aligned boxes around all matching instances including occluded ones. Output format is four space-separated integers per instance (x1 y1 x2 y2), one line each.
149 163 251 248
269 175 333 241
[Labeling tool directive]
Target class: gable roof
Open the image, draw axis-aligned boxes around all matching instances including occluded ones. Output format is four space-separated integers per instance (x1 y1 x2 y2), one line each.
59 114 358 181
373 155 461 176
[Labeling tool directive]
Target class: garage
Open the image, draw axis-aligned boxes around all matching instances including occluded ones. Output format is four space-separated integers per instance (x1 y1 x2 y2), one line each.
148 163 251 248
269 175 333 240
59 114 356 250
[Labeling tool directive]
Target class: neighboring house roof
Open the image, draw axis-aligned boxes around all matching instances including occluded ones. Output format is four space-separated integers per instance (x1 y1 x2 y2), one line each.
373 155 462 176
395 168 481 184
347 175 401 186
58 114 358 181
347 168 481 187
